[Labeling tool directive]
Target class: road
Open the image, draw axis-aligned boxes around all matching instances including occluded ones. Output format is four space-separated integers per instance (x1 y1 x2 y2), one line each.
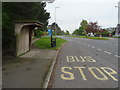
52 36 118 88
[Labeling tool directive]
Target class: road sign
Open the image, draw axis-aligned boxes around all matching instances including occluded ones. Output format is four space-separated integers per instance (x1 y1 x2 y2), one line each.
48 29 52 36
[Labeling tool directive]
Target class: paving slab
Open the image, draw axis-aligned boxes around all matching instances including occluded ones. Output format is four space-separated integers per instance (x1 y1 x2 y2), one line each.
2 49 56 88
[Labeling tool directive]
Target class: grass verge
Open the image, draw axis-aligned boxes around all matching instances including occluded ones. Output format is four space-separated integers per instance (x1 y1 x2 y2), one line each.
67 36 109 40
33 36 67 50
110 37 120 38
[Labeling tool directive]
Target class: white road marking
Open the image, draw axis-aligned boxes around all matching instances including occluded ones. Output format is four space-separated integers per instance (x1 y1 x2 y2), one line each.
115 55 120 58
97 48 102 51
104 51 111 54
92 46 95 48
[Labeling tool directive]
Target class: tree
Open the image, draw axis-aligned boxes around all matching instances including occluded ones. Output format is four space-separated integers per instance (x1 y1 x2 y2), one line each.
60 30 65 35
51 22 62 35
2 2 50 50
72 20 88 36
112 30 115 35
72 29 79 35
80 20 88 30
86 22 100 35
80 20 88 36
65 30 70 35
72 28 84 35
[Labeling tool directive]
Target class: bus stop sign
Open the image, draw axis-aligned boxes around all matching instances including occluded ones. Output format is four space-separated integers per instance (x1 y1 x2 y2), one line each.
48 29 52 36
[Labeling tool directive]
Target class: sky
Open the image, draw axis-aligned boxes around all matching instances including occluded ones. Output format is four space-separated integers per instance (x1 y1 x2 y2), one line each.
45 0 120 34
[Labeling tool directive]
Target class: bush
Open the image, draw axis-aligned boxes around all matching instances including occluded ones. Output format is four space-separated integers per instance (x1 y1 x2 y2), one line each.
96 31 110 37
102 31 110 37
112 31 115 35
34 29 42 38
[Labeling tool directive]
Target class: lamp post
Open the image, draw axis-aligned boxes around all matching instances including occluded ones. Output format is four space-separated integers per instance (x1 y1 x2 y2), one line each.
55 7 60 36
115 1 120 37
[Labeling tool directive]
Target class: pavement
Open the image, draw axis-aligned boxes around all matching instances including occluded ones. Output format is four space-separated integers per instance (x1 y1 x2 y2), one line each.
2 43 57 88
51 36 118 88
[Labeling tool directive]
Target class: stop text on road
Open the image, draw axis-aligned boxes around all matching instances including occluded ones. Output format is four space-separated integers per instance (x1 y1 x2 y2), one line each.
61 66 118 81
60 56 118 81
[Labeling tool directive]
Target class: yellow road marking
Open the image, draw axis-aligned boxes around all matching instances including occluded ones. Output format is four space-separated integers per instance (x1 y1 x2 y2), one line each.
88 67 108 80
75 56 85 62
101 67 118 81
74 67 87 80
66 56 96 62
61 67 75 80
66 56 75 62
84 56 96 62
61 66 118 81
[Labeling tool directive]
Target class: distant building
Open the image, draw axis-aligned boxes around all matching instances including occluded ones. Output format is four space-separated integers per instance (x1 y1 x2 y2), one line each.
106 27 116 33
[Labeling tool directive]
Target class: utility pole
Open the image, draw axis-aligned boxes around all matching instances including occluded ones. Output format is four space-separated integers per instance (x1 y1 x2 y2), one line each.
55 7 59 36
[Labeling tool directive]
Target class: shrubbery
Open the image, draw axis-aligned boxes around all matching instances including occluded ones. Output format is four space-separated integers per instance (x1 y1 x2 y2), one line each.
96 31 110 37
34 29 42 38
2 2 50 50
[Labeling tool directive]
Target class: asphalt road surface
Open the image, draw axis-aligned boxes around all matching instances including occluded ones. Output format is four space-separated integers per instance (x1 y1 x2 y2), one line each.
52 36 118 88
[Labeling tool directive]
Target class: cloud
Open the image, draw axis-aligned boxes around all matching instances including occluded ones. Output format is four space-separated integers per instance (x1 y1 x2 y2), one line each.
55 0 119 3
46 0 119 33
